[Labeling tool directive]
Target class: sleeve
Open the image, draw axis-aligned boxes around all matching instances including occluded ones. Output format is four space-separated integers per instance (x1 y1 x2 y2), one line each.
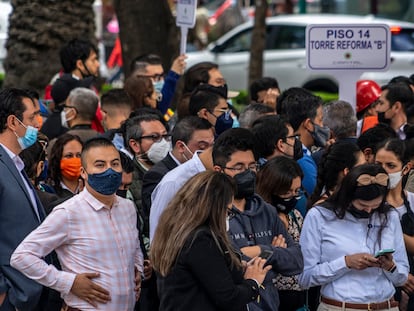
130 201 144 273
157 70 180 114
10 207 76 295
383 211 409 286
261 214 304 276
298 208 349 288
149 180 179 241
185 231 259 310
297 155 317 195
142 169 163 220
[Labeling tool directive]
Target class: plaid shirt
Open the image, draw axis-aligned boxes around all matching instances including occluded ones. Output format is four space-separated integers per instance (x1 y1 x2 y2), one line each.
11 187 144 310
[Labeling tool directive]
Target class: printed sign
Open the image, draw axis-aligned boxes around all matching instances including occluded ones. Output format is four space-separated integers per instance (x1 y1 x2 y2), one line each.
176 0 197 28
306 24 390 70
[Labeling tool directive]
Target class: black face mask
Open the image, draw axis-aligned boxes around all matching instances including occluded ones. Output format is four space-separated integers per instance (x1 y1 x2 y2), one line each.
349 205 373 219
271 195 298 214
377 111 391 125
233 170 256 199
293 138 303 161
116 189 128 198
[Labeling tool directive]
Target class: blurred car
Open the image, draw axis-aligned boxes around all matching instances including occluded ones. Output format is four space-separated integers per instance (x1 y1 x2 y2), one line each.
186 14 414 92
0 1 11 74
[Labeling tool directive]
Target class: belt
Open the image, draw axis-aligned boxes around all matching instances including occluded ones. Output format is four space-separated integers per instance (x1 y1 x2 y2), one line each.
321 296 399 310
61 302 82 311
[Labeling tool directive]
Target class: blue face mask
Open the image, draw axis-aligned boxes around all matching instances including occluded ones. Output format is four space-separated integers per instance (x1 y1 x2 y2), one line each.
15 118 38 150
87 168 122 195
153 80 165 94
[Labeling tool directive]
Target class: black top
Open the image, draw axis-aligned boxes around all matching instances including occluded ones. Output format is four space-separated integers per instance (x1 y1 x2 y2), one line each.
157 227 259 311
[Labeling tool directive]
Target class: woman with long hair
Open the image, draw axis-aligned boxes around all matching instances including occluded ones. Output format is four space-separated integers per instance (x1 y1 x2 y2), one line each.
256 156 306 311
46 133 83 200
299 164 408 311
375 138 414 309
151 171 271 311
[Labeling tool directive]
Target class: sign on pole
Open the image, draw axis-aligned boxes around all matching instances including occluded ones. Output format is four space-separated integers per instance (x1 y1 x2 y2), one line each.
306 24 390 107
176 0 197 55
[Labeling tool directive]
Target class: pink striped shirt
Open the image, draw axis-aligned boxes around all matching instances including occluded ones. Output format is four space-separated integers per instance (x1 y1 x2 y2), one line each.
11 188 144 310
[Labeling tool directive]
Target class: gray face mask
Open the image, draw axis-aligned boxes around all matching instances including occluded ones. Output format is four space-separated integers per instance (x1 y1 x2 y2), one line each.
310 122 330 147
146 138 171 164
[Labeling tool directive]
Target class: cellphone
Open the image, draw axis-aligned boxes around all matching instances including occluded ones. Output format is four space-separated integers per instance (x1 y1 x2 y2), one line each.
374 248 395 258
259 249 273 261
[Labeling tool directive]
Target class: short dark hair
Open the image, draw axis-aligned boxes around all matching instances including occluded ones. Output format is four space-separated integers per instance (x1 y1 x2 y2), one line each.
101 89 133 110
59 39 98 73
189 86 225 116
382 81 414 112
212 128 256 167
20 132 48 183
249 77 279 102
172 116 212 146
283 88 323 131
251 115 290 159
277 87 313 116
357 124 397 155
81 137 116 167
130 53 162 73
183 62 219 93
0 88 33 133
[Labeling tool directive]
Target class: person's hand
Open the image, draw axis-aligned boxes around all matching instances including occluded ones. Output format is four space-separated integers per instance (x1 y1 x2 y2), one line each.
171 54 187 75
0 292 6 306
377 253 395 271
271 234 287 248
143 259 153 280
402 273 414 294
70 273 110 307
240 245 261 258
262 88 279 109
244 257 272 285
134 267 142 301
345 253 380 270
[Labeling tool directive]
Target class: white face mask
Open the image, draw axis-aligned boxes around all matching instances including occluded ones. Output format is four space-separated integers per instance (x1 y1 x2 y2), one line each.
147 138 171 164
60 109 74 128
182 142 194 162
226 216 230 232
388 170 403 189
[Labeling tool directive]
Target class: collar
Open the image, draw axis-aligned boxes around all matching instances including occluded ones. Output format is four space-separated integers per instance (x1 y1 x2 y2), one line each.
168 151 181 166
80 187 118 211
0 142 24 171
70 124 92 130
302 144 311 156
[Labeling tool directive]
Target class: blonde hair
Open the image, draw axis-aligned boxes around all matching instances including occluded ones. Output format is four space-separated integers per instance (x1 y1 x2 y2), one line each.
150 171 240 276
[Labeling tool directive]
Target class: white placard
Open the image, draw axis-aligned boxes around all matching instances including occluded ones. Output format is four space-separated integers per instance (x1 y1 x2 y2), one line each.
306 24 390 71
176 0 197 28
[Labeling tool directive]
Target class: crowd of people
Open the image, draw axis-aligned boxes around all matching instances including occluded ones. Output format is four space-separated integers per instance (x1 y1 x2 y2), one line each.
1 37 414 311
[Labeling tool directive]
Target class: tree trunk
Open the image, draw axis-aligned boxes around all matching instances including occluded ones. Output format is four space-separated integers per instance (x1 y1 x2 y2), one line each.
4 0 96 93
113 0 179 78
248 0 267 90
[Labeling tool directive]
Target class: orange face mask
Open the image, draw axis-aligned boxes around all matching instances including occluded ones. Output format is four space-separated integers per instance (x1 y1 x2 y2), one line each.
60 157 81 181
36 114 43 128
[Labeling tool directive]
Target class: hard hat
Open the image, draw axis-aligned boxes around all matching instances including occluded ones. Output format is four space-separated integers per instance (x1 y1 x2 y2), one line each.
356 80 381 113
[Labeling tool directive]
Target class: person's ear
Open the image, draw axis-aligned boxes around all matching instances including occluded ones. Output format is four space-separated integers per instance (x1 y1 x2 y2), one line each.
36 161 44 178
403 162 412 175
76 59 84 71
213 165 222 172
80 166 87 180
363 148 373 162
276 138 285 153
303 118 313 132
176 140 186 153
6 115 18 131
197 108 209 120
129 139 141 155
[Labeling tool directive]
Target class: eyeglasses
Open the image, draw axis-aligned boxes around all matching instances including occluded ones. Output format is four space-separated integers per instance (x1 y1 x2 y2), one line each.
138 133 171 142
285 134 300 140
222 163 259 173
278 188 304 199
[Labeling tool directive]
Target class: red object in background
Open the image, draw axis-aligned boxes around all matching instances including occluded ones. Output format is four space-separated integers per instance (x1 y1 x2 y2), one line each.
209 0 232 25
107 36 123 68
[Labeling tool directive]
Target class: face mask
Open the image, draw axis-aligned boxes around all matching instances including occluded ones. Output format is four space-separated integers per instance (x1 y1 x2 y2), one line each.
116 189 128 198
147 138 171 164
153 80 165 94
182 142 194 162
87 168 122 195
377 111 391 125
233 169 256 199
388 170 403 189
309 122 330 148
232 116 240 128
60 109 74 128
60 157 82 181
293 138 303 160
15 118 38 150
214 110 234 136
226 215 230 232
271 195 299 214
349 205 373 219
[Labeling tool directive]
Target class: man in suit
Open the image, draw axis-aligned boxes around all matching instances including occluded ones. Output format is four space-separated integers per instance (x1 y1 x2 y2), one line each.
141 116 214 216
0 88 47 310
